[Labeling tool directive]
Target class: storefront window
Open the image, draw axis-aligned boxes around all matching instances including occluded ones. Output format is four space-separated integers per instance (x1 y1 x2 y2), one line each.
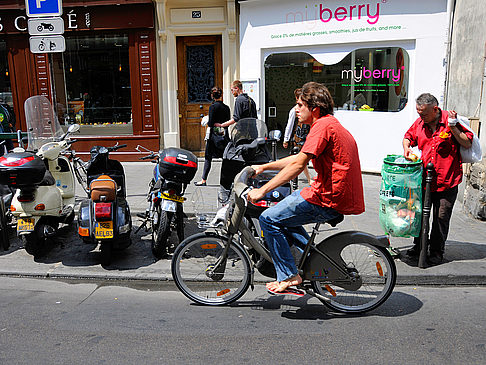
265 47 409 127
0 41 13 108
54 33 132 135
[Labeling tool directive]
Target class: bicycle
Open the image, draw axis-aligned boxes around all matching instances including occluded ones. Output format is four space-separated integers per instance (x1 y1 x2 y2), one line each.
66 148 89 195
171 166 397 313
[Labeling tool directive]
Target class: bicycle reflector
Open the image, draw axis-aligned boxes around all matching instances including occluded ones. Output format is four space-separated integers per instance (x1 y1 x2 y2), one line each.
95 202 112 220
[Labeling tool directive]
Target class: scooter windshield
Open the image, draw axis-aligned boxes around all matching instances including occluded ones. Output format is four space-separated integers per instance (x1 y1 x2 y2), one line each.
24 95 63 151
229 118 267 144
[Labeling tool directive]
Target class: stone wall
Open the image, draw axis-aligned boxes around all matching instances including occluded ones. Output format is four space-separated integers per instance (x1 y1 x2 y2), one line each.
446 0 486 219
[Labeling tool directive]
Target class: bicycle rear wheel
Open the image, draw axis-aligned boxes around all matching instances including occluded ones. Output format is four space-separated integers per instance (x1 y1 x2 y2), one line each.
312 242 396 313
171 233 251 305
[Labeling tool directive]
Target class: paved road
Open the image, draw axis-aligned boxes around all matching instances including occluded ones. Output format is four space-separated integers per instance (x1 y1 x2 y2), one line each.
0 277 485 364
1 160 486 285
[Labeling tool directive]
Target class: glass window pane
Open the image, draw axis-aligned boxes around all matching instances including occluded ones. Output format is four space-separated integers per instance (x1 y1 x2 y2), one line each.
264 47 410 126
186 45 214 103
61 33 132 135
0 41 13 108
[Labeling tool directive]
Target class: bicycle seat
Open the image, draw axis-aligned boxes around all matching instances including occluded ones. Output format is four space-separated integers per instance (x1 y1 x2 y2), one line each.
325 214 344 227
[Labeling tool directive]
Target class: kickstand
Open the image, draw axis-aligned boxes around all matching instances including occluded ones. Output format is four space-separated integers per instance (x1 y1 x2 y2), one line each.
134 218 149 234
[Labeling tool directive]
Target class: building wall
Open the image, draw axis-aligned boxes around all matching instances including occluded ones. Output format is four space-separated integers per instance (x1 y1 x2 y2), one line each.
446 0 486 219
154 0 238 149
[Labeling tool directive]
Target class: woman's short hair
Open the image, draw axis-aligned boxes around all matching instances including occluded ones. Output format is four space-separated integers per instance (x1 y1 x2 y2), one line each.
300 82 334 116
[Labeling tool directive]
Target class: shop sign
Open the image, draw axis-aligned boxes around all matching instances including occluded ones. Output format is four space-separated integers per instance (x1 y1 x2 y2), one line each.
25 0 63 18
28 17 64 35
29 35 65 53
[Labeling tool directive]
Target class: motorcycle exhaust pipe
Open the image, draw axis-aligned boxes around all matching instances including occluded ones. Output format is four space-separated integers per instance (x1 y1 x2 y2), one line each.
37 224 56 239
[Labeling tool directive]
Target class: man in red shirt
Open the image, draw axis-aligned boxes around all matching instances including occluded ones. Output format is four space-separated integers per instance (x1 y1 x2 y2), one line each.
248 82 365 293
403 93 473 264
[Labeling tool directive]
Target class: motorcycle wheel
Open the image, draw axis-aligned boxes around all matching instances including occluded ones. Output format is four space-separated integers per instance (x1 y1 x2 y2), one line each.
0 199 10 250
100 242 112 266
151 207 171 259
22 234 44 257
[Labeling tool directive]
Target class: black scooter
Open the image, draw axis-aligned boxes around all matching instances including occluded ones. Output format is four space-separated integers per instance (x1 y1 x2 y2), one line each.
77 144 132 265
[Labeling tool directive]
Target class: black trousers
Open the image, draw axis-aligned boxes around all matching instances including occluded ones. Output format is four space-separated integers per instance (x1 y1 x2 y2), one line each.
413 185 458 256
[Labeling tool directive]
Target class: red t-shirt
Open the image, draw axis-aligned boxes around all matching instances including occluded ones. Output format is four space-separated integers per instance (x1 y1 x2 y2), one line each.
300 115 365 215
404 110 473 192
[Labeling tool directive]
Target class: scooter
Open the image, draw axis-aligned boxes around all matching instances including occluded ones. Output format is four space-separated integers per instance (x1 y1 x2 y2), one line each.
77 143 132 265
135 145 198 259
0 96 80 257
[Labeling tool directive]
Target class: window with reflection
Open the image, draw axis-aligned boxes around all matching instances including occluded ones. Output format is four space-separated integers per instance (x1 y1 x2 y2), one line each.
264 47 409 128
0 41 13 108
53 33 132 135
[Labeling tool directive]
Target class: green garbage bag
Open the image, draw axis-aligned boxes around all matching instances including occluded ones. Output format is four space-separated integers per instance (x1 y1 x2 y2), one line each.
379 155 423 237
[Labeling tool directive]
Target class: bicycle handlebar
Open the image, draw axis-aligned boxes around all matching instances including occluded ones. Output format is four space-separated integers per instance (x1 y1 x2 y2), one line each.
108 144 127 152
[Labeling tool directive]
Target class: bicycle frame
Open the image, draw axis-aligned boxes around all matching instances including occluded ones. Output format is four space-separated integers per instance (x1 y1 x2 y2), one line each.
216 166 391 290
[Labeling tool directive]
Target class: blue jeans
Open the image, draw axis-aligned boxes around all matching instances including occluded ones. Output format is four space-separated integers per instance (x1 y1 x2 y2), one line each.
259 190 342 282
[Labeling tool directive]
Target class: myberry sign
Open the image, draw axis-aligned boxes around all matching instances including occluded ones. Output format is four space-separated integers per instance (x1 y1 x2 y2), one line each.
25 0 63 18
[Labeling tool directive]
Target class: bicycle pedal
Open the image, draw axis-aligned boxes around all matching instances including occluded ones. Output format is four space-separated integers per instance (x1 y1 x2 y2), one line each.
267 287 305 297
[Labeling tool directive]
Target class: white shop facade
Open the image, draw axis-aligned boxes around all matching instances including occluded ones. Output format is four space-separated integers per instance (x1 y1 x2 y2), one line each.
238 0 452 172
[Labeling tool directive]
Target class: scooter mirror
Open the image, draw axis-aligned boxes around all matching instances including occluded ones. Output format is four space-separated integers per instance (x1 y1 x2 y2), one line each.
268 130 282 141
68 124 80 134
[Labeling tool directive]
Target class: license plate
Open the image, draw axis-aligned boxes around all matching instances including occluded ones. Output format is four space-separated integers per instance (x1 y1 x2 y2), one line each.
160 193 185 203
95 221 114 239
161 199 177 212
17 218 35 232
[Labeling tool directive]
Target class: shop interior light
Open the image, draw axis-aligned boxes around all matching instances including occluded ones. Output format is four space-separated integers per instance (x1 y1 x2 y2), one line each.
118 64 122 72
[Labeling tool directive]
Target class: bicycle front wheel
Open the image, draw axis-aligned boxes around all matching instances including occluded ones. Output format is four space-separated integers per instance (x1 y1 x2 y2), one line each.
312 242 396 313
171 233 251 306
73 157 88 195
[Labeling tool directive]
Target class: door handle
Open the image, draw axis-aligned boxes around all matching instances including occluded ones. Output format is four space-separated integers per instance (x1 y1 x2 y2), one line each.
199 104 203 109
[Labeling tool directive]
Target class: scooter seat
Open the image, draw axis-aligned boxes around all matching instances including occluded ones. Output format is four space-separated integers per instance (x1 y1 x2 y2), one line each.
90 175 117 202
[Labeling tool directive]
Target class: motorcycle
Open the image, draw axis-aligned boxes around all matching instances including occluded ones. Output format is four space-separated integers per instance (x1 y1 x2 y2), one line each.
135 145 198 259
0 96 80 257
77 143 132 265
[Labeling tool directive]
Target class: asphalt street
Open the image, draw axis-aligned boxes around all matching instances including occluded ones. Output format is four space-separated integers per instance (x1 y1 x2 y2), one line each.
0 277 485 364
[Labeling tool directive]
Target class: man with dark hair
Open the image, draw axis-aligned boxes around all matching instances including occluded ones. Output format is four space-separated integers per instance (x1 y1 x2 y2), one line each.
403 93 473 265
248 81 365 293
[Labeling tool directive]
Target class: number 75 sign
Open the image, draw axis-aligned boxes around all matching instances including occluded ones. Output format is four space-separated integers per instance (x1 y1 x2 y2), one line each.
25 0 62 18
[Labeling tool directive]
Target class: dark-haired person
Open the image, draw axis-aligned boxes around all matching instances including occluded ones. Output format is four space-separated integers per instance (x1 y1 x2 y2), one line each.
248 82 365 294
403 93 473 265
194 87 231 186
214 80 258 204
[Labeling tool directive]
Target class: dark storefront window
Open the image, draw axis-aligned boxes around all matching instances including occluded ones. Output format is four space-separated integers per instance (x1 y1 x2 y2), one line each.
0 41 12 108
265 47 409 128
54 33 132 135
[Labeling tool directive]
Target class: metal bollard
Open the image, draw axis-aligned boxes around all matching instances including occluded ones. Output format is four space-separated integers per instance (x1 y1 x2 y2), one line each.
419 162 435 268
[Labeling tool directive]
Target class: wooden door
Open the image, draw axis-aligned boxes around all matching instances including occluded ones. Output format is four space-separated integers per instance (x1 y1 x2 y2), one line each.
177 36 222 155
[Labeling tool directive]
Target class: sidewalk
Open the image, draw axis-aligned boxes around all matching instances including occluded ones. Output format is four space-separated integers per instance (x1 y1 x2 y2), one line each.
1 159 485 285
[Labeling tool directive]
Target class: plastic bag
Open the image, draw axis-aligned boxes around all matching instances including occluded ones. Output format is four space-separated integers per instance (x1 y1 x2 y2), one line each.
457 116 482 163
379 155 423 237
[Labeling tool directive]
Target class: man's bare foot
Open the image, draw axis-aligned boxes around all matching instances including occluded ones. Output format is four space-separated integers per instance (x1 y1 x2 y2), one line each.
265 274 302 292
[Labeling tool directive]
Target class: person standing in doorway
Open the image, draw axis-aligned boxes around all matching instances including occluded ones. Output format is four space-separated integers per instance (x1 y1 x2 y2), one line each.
194 87 230 186
403 93 473 265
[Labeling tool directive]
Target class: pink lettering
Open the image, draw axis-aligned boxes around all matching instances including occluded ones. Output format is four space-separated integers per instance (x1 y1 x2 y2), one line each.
349 5 356 20
367 3 380 24
335 7 347 21
373 69 381 78
319 5 332 23
358 4 365 19
363 67 372 79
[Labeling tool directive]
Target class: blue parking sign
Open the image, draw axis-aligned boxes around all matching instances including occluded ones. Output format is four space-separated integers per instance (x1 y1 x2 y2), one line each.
25 0 62 17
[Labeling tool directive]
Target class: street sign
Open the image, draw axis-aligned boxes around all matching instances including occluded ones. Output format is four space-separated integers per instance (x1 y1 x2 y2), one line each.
28 17 64 36
29 35 66 53
25 0 62 18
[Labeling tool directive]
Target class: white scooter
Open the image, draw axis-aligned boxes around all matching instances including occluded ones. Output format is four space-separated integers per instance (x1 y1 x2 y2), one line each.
0 96 80 257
